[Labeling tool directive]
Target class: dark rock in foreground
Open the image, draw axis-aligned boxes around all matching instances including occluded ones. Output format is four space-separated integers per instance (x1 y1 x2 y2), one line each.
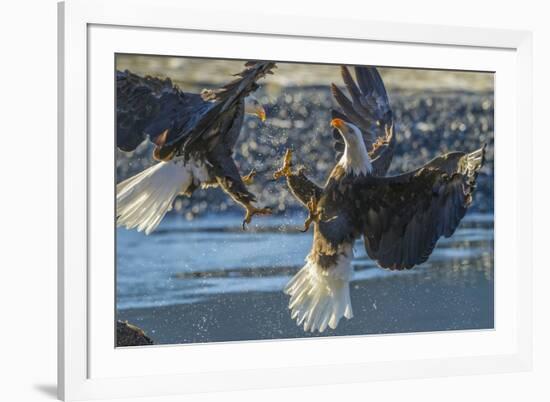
116 320 154 347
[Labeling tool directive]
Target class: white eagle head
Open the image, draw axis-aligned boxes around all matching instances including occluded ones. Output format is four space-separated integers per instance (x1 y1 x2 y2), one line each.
330 118 372 176
244 96 266 122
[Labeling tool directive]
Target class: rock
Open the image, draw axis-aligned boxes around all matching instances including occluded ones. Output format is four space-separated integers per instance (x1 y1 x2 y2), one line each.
116 320 154 347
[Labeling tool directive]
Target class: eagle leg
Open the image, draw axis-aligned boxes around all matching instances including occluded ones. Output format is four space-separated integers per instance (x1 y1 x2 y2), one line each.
273 149 294 180
241 169 257 185
242 204 272 230
301 197 320 232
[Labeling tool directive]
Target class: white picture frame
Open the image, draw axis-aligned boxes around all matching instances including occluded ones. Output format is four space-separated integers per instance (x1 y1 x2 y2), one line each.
58 0 533 400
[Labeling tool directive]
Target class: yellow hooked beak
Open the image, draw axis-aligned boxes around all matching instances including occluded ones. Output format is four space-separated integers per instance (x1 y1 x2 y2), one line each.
257 106 266 122
330 118 347 131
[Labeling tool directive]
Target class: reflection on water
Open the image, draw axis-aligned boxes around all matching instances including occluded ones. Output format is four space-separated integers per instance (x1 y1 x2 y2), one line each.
116 212 493 310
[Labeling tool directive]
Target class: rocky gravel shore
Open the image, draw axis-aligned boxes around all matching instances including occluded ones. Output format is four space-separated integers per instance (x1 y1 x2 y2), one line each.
116 86 494 219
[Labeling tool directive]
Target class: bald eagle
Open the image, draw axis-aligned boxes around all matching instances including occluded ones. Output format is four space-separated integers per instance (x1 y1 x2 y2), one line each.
116 61 276 234
274 66 486 332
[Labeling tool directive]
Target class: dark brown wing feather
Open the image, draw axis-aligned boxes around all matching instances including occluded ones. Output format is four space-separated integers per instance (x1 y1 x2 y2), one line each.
331 66 395 176
116 61 276 158
286 169 323 207
353 146 485 270
390 146 486 182
116 70 210 152
176 61 276 157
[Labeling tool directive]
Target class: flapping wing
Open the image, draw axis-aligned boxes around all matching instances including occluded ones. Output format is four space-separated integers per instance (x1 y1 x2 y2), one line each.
331 66 395 176
287 169 324 207
353 146 485 270
116 70 211 152
117 61 276 158
173 61 277 156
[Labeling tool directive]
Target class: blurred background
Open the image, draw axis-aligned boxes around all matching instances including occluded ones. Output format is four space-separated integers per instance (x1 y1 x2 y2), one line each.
116 55 494 345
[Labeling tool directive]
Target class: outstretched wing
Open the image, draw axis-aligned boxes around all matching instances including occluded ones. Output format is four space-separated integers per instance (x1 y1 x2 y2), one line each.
352 146 485 270
173 61 277 157
116 70 211 152
331 66 395 176
117 61 276 158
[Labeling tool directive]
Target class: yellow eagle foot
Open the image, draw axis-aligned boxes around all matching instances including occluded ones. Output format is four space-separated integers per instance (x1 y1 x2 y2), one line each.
241 169 257 185
301 197 320 232
273 149 294 180
242 205 272 230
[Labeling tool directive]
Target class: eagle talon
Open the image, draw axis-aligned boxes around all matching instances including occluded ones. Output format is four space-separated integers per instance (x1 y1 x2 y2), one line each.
242 205 272 230
242 169 257 185
273 149 294 180
301 197 320 232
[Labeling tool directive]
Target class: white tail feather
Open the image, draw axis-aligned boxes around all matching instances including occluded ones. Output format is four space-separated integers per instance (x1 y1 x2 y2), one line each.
284 249 353 332
116 161 193 235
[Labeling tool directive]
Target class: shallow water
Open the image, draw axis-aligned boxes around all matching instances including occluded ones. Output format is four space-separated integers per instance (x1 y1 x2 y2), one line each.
116 212 494 311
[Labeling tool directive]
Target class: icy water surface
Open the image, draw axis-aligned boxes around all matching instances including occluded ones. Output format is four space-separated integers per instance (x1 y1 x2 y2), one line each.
116 212 494 344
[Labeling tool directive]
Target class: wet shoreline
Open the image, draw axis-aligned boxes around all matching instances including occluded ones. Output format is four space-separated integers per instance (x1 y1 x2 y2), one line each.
116 213 493 345
117 266 494 345
116 213 493 310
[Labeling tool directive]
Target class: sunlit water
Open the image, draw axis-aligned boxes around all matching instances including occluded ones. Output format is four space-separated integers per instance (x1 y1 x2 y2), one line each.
116 212 493 310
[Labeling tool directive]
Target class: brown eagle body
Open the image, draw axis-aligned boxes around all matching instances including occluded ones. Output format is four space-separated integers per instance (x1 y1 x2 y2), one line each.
277 66 485 332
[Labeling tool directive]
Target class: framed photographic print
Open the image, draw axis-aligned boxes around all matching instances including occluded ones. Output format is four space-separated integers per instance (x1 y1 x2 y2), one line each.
58 0 533 400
